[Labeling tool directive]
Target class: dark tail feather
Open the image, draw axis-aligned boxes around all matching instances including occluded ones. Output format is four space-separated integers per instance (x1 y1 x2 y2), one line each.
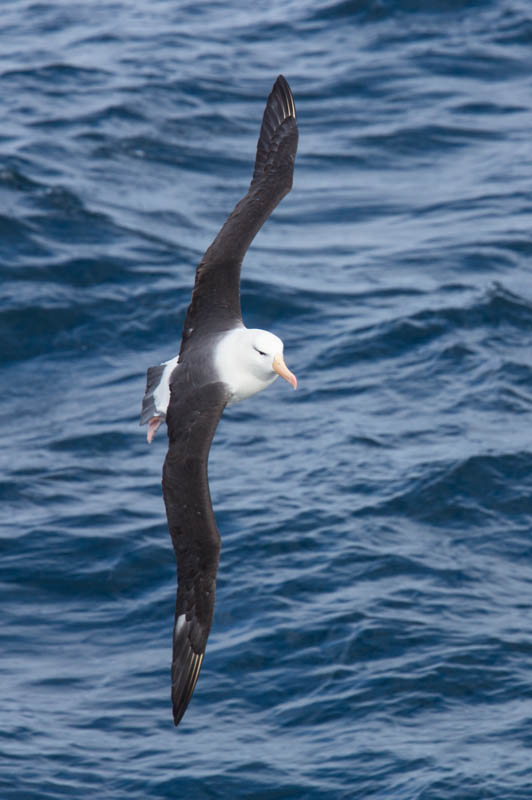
140 364 166 425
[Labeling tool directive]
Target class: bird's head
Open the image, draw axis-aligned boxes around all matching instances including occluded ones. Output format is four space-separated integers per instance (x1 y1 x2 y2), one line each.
215 327 297 404
247 329 297 388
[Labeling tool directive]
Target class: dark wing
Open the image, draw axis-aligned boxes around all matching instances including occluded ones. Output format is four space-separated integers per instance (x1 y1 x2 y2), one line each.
162 380 229 726
179 75 298 355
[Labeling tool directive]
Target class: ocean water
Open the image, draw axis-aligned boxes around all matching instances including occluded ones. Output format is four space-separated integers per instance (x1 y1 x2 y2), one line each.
2 0 532 797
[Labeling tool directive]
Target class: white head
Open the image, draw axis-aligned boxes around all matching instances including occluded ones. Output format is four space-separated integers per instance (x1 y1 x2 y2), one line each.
215 327 297 405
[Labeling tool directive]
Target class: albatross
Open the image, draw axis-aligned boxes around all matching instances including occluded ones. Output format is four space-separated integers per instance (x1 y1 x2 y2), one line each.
140 75 298 726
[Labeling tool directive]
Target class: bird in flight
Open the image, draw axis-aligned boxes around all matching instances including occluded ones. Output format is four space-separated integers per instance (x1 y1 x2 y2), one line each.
140 75 298 726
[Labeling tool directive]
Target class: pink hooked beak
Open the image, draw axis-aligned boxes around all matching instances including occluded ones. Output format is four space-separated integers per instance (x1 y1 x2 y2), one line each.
272 352 297 389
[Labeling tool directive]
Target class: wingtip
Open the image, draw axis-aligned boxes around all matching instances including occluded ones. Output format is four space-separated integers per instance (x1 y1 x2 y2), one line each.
171 649 205 727
271 74 296 120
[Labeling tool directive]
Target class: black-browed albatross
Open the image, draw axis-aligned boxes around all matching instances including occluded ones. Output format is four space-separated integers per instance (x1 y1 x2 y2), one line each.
140 75 298 726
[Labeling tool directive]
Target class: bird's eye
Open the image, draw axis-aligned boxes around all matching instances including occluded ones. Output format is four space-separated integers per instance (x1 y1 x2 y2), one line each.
254 346 267 356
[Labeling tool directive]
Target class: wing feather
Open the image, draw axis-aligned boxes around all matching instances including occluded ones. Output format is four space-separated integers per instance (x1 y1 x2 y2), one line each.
162 381 229 725
180 75 298 352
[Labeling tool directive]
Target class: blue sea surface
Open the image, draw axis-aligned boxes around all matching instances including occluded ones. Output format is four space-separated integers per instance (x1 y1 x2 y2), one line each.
2 1 532 797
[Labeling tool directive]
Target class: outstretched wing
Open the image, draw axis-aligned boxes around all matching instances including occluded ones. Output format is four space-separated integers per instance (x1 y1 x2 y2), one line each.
162 381 229 726
180 75 298 354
